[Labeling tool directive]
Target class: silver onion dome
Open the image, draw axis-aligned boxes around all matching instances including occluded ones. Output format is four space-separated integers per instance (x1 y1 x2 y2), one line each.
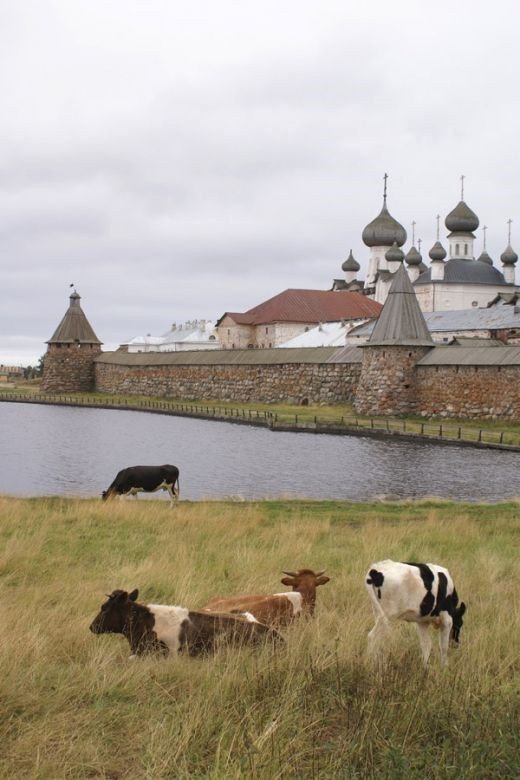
445 200 479 233
362 201 407 247
405 246 422 266
342 249 360 272
385 241 404 263
429 241 447 261
477 250 493 266
500 244 519 265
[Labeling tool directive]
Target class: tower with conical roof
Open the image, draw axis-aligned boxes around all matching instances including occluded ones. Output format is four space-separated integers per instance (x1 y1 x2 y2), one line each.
362 174 407 290
41 290 102 392
354 264 433 415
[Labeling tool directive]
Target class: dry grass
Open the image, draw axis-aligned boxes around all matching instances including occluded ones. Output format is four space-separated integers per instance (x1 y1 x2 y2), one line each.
0 497 518 778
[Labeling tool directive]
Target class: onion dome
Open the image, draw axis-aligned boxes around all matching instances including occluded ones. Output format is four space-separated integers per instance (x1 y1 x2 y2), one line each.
429 241 447 262
477 250 493 266
445 200 479 233
385 241 404 263
500 245 519 265
405 246 422 266
362 201 407 247
342 249 360 273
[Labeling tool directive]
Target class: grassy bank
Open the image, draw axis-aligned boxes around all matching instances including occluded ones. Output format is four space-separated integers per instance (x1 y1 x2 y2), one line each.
0 497 518 778
3 386 520 447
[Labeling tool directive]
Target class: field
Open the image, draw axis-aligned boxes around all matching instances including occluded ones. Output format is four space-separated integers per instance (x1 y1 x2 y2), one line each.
0 497 518 778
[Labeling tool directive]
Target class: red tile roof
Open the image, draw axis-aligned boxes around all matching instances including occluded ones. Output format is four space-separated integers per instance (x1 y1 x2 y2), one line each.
219 289 382 326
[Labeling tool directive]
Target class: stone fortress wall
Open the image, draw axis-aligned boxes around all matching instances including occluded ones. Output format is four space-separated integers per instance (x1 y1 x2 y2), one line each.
92 348 520 420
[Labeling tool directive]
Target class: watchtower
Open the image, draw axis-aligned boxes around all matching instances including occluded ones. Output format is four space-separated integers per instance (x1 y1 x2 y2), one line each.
354 264 434 416
41 290 102 392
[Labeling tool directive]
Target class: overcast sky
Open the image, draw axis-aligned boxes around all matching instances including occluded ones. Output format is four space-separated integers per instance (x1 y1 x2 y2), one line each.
2 0 520 364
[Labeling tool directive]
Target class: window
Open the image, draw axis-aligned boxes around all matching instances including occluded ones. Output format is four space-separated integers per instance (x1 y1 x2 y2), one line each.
472 301 478 307
464 244 468 256
455 243 460 254
265 327 268 334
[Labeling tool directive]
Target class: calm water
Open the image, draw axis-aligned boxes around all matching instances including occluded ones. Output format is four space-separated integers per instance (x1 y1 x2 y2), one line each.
0 402 518 501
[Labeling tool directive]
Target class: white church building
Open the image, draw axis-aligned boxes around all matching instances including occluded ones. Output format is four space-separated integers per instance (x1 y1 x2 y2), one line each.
333 177 519 312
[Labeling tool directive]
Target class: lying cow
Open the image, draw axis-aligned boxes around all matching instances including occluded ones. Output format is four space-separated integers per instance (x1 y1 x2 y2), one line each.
365 560 466 667
89 589 283 657
102 465 180 504
202 568 330 627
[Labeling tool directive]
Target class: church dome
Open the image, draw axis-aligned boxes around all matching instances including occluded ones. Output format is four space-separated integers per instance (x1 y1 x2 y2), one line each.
477 250 493 266
405 246 422 266
501 244 519 265
429 241 447 262
342 250 360 272
445 200 479 233
385 242 404 263
362 201 407 247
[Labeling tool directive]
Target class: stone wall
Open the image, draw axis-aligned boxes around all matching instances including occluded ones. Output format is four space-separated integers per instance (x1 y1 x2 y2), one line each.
353 345 432 416
416 365 520 419
42 343 101 392
95 360 361 405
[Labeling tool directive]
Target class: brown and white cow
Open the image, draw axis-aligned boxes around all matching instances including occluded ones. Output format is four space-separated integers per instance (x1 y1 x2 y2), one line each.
89 589 283 657
202 568 330 627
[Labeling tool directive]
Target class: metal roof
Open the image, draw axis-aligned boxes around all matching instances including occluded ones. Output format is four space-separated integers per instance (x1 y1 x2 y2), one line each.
217 289 382 326
415 258 508 286
47 292 102 344
417 345 520 366
326 345 363 363
368 264 434 346
96 346 344 367
348 300 520 339
445 200 479 233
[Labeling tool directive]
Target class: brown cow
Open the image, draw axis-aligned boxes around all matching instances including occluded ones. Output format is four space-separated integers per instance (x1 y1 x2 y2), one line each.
202 568 330 627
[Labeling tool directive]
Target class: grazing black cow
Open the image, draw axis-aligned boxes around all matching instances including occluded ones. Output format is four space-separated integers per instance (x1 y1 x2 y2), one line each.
102 465 180 504
89 589 284 657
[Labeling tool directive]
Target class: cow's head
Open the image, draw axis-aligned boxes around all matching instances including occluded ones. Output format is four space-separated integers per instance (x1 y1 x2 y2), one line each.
280 569 330 614
90 589 139 634
450 601 466 645
101 489 116 502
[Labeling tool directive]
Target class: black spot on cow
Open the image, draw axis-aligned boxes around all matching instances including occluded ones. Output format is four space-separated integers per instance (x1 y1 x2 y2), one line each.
366 569 384 599
431 572 448 616
404 562 436 616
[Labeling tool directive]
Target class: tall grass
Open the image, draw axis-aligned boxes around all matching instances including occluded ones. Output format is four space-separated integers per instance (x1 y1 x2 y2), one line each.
0 497 518 778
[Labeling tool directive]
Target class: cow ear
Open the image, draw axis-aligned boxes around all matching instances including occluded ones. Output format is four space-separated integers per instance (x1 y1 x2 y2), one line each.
129 589 139 601
281 577 294 587
316 576 330 586
459 602 466 616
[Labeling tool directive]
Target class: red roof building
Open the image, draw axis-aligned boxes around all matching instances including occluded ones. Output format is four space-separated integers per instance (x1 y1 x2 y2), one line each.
216 289 382 349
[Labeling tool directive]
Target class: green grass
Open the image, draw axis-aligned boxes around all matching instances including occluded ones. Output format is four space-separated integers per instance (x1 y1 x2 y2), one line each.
3 387 520 447
0 497 518 778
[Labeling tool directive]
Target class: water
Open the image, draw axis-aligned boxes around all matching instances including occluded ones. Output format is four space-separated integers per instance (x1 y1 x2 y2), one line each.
0 402 518 501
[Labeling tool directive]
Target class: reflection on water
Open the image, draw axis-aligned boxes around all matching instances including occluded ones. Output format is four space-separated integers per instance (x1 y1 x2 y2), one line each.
0 403 518 501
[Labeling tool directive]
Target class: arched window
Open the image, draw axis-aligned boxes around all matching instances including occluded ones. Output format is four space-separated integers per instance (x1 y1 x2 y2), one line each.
455 243 460 255
464 244 468 256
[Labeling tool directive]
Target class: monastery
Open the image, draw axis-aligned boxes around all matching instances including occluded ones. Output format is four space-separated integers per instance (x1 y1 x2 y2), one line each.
333 175 519 311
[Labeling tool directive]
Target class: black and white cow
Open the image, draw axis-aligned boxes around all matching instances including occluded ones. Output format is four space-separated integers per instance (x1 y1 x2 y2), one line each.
102 465 180 504
365 560 466 667
89 589 283 656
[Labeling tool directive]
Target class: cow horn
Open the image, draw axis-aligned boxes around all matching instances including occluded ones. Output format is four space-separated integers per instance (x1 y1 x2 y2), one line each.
315 570 326 577
282 570 297 577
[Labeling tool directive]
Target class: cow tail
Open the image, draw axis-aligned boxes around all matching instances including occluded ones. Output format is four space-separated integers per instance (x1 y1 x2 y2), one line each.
176 475 180 498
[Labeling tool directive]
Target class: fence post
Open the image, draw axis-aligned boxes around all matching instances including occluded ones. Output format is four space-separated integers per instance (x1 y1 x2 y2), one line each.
458 427 461 439
478 429 482 442
500 431 504 444
440 424 443 437
295 414 298 424
421 422 424 434
371 418 374 429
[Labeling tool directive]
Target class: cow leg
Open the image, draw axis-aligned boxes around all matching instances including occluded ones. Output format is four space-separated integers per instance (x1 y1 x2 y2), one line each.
438 614 452 668
415 623 433 667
